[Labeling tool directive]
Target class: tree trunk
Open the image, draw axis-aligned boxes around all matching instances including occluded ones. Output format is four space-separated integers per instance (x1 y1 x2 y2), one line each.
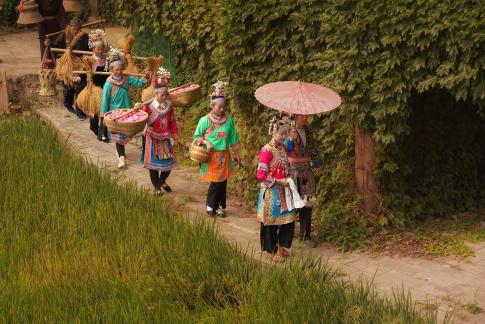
354 124 380 219
0 71 8 114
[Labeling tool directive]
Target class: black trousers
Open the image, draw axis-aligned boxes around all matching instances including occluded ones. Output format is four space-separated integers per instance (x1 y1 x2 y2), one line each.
63 81 86 115
149 170 171 189
206 180 227 210
298 206 312 240
116 143 126 157
89 116 99 135
260 222 295 254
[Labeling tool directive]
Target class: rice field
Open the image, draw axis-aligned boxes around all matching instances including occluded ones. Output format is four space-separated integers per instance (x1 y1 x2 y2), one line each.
0 117 443 323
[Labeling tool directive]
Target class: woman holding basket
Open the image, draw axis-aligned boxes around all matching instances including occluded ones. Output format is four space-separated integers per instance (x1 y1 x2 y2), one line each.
100 46 149 169
193 81 240 217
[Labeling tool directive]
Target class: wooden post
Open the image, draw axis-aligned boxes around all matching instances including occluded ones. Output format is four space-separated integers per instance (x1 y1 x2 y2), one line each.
0 71 8 114
354 124 380 219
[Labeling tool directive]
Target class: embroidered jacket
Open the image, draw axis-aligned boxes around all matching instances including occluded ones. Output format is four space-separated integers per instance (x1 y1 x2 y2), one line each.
286 125 322 197
141 99 179 140
286 125 322 167
100 75 147 115
256 142 291 188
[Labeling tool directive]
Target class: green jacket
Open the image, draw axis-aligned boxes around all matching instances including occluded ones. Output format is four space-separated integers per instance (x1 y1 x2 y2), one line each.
100 76 146 114
193 115 239 151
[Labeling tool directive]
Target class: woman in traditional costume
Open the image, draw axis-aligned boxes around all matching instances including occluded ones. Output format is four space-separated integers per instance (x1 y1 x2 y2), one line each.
47 17 89 119
86 29 109 141
100 46 148 169
193 81 240 217
257 118 296 262
287 114 322 243
140 67 179 196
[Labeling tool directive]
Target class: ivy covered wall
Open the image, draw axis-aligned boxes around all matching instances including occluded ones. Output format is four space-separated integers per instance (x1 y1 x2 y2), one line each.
78 0 485 248
0 0 20 27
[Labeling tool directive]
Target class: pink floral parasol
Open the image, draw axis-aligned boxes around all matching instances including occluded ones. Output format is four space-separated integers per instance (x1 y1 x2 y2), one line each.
254 81 342 115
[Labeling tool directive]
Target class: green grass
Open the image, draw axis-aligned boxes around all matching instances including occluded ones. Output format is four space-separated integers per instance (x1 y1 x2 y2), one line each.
0 117 442 323
466 303 482 315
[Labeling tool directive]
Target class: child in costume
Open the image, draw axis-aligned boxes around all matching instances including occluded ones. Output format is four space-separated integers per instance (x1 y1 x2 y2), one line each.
193 81 240 217
100 46 148 169
140 67 179 196
257 118 296 262
86 28 109 141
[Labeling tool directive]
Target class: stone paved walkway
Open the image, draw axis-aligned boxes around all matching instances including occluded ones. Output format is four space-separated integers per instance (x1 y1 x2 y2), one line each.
2 28 485 323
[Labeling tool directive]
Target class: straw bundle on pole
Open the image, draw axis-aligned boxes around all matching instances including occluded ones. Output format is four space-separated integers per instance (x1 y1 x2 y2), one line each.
141 56 164 102
65 28 73 46
76 56 103 117
125 54 139 74
118 35 139 73
55 31 86 86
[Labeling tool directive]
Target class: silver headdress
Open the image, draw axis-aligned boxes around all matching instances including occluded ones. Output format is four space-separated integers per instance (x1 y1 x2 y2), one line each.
88 29 108 49
157 66 171 80
268 115 290 135
210 81 228 105
106 46 125 70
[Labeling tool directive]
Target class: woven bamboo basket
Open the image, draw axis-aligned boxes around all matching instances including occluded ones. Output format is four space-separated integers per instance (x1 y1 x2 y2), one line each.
189 141 210 163
169 84 202 107
104 109 148 137
38 69 58 96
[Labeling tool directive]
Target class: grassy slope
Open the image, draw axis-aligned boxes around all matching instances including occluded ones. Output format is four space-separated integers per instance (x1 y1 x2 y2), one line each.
0 117 439 323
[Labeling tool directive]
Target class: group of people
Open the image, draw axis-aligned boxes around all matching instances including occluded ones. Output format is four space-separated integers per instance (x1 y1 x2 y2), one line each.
44 17 176 192
42 16 321 263
192 82 322 262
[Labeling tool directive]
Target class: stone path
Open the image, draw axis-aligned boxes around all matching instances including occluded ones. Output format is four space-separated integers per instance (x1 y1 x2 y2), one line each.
2 28 485 322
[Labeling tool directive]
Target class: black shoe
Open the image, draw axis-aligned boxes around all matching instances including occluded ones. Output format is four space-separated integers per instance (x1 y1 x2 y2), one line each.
161 183 172 193
76 112 86 121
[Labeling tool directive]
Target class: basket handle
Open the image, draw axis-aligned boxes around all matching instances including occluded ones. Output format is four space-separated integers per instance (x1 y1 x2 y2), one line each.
112 105 142 121
111 96 158 121
169 83 192 93
41 45 54 68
